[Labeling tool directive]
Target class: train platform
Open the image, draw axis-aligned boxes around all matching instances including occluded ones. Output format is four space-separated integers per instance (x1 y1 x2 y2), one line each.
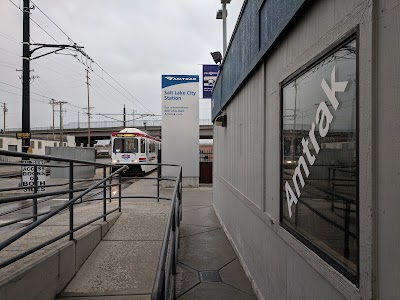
1 174 256 299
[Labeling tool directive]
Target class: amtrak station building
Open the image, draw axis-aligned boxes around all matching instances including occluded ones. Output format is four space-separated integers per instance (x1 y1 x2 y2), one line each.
211 0 399 299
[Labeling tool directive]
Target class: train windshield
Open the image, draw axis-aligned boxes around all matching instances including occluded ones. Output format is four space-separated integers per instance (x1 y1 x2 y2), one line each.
113 138 139 153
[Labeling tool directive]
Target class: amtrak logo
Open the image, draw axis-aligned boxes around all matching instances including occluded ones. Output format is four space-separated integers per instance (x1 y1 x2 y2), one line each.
165 76 197 81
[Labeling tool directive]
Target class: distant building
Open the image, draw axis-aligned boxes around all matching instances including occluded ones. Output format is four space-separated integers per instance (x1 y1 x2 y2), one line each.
0 134 75 157
212 1 398 299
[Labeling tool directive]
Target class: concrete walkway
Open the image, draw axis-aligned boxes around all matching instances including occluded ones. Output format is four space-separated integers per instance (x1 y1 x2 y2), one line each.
57 177 172 300
56 177 257 299
175 188 257 300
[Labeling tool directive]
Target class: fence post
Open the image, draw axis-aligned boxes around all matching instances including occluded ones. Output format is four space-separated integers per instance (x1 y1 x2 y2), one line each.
32 164 38 222
103 166 107 221
157 149 161 203
118 172 122 212
109 166 112 203
69 162 74 240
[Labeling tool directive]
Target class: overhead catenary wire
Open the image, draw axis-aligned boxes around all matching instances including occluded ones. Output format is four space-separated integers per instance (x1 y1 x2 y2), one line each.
7 0 156 119
27 0 155 114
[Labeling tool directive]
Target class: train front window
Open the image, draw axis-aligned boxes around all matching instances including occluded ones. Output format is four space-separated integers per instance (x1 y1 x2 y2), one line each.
113 138 139 153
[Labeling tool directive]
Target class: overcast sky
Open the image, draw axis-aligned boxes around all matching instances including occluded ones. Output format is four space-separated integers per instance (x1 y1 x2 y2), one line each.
0 0 244 129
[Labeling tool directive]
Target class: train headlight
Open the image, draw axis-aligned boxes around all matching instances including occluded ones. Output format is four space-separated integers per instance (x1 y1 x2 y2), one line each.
133 159 138 163
112 160 117 163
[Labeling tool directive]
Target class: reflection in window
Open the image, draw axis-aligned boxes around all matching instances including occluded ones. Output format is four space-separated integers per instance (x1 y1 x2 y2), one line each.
281 39 358 282
113 138 139 153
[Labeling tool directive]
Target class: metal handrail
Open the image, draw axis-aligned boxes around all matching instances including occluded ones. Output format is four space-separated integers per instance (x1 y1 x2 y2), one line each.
0 149 184 298
0 149 128 270
152 167 182 300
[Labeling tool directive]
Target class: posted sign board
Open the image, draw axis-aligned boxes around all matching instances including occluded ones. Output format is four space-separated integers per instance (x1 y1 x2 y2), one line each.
21 160 46 192
202 65 218 99
161 75 199 185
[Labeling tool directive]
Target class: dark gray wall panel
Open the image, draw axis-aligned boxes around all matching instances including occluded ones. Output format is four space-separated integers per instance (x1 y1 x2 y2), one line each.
212 0 306 120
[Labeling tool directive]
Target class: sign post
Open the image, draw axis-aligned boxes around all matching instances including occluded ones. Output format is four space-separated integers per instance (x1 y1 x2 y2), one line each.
161 75 199 187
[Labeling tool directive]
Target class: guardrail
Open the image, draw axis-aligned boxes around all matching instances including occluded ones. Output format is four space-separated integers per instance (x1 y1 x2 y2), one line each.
0 150 183 298
0 149 127 270
151 166 182 300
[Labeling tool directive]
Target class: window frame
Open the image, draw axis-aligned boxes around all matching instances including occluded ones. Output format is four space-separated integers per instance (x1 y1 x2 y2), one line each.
279 31 359 285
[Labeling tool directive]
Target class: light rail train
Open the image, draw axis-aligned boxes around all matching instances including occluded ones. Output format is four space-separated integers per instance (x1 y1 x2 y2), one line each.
111 128 161 175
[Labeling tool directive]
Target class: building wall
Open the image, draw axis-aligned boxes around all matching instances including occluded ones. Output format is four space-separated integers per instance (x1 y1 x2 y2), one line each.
375 0 400 299
0 135 76 156
211 0 397 299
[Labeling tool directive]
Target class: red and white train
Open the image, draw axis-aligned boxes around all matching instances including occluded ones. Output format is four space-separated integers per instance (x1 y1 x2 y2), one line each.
111 128 161 175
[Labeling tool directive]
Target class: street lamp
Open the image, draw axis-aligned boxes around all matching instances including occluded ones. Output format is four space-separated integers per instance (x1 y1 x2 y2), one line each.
216 0 231 55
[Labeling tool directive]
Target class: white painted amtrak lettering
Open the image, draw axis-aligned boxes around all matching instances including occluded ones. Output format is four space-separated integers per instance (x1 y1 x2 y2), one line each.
285 66 348 218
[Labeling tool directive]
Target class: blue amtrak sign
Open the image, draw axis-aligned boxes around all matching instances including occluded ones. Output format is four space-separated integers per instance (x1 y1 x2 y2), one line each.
162 75 199 88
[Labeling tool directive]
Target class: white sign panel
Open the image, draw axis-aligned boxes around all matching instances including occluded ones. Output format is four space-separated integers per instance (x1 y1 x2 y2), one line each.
21 160 46 192
162 75 199 186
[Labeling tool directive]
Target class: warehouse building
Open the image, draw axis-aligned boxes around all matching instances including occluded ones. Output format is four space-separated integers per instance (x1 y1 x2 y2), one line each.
212 0 399 299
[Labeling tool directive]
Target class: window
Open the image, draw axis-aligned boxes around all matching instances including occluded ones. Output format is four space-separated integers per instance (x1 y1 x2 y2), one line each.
113 138 139 153
140 139 146 153
149 141 156 153
0 138 3 148
38 141 42 149
30 141 35 149
281 38 358 283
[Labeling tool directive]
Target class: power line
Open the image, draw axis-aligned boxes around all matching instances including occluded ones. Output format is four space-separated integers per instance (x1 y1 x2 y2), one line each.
8 0 155 118
24 0 155 115
31 0 73 43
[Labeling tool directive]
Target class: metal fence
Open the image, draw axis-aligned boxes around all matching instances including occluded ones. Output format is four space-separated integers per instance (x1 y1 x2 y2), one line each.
0 150 183 300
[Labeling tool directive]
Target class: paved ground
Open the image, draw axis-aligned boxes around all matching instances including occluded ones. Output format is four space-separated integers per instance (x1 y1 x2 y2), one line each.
58 176 172 300
175 188 257 300
1 166 257 299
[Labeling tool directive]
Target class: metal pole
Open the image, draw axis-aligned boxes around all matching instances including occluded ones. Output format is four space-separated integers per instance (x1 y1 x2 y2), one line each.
109 166 112 203
59 102 63 146
222 3 227 55
69 162 74 240
32 164 38 222
118 173 122 212
2 103 7 134
86 69 91 146
103 166 107 221
123 105 126 128
157 149 161 202
51 99 55 140
22 0 30 153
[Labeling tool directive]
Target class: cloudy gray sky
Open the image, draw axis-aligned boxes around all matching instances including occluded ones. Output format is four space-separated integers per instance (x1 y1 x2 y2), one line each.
0 0 244 129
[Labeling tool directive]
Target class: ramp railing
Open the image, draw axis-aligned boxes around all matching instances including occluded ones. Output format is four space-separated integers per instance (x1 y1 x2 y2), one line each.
0 149 127 270
151 167 182 300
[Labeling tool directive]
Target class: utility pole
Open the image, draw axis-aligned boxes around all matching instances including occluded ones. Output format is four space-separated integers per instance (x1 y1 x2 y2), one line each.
58 101 67 146
86 69 91 146
49 99 56 140
222 1 227 55
2 103 7 133
22 0 30 153
123 105 126 128
132 109 135 127
78 111 80 128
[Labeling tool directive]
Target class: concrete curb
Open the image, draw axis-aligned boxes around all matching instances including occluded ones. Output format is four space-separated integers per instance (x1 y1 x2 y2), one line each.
0 212 121 300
